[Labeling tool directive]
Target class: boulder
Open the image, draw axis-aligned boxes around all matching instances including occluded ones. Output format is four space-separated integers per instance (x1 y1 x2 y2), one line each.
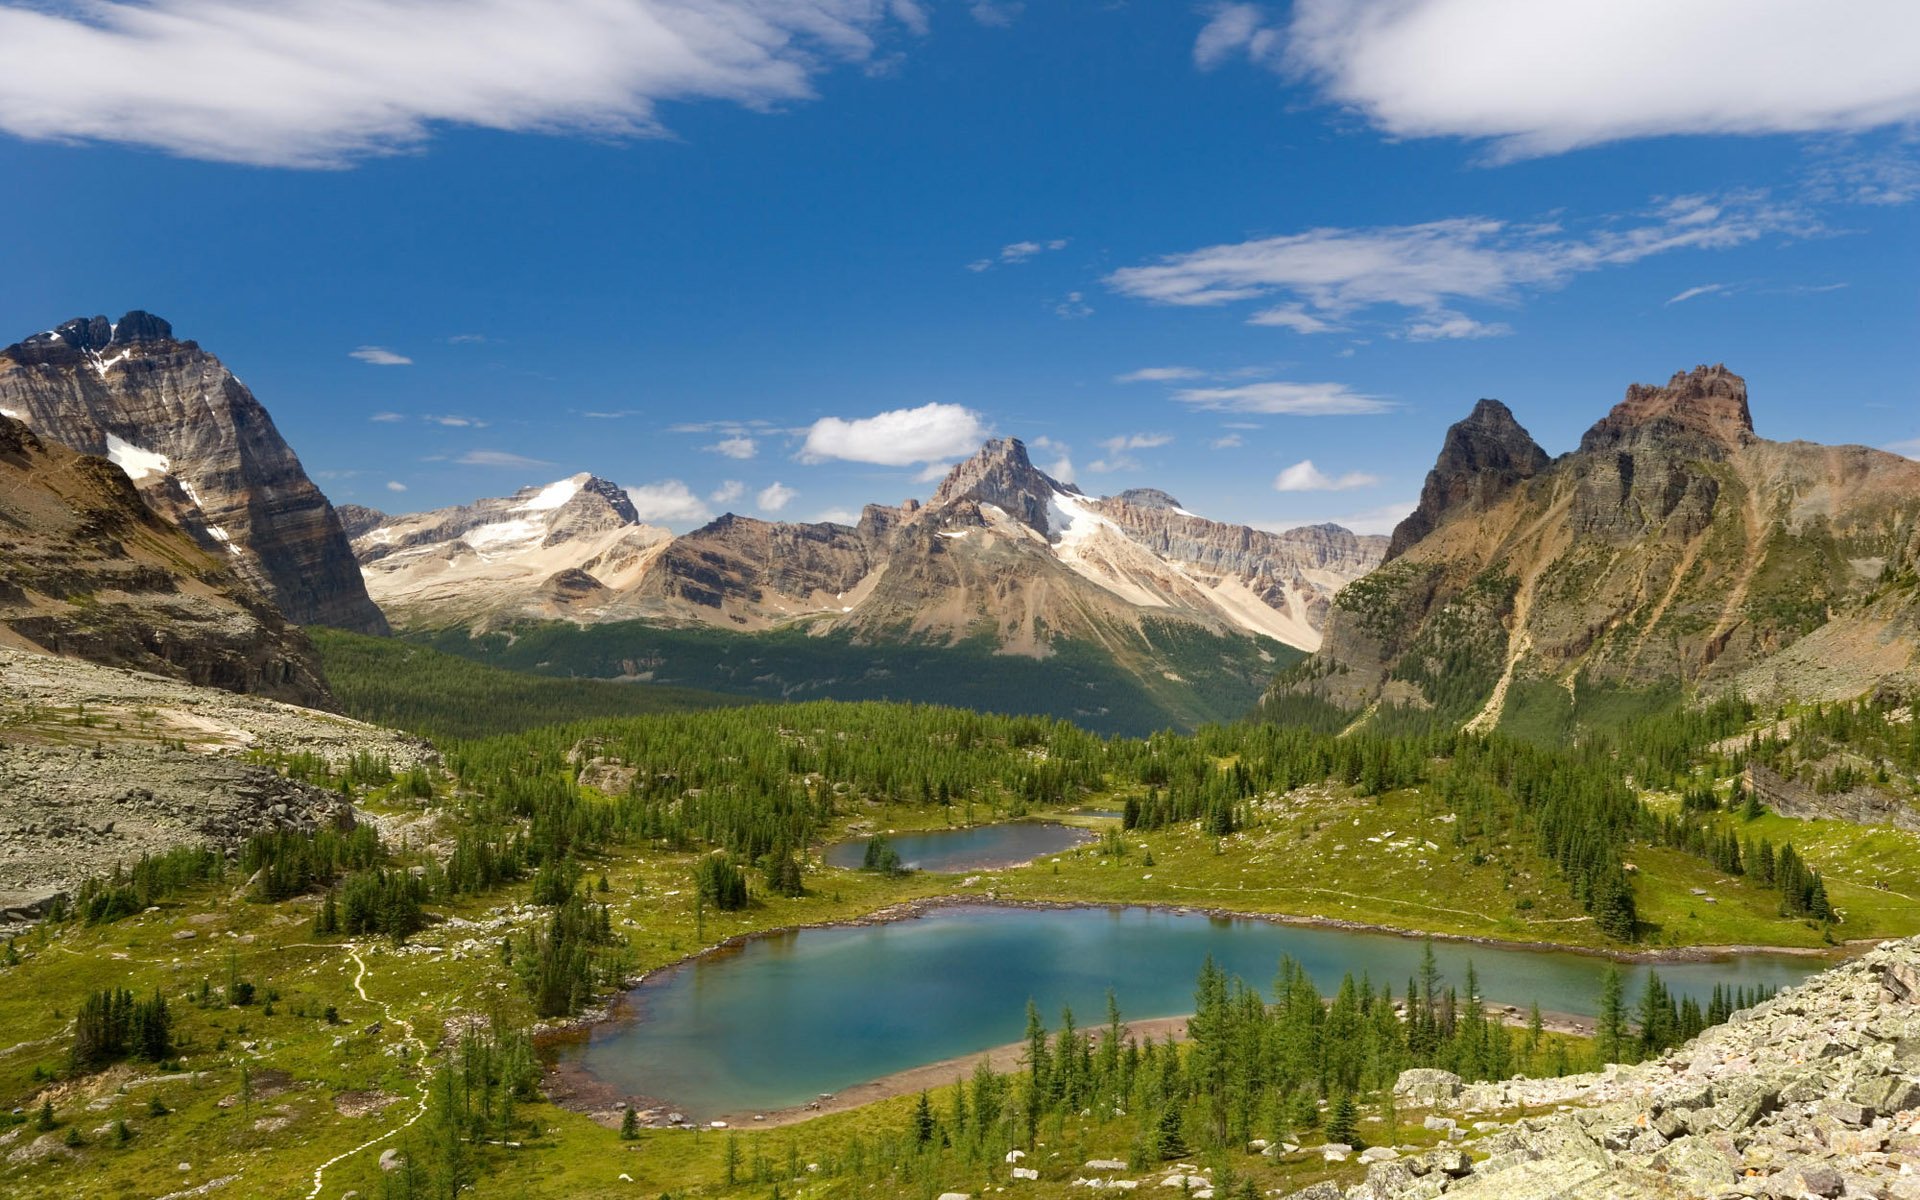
1394 1069 1465 1107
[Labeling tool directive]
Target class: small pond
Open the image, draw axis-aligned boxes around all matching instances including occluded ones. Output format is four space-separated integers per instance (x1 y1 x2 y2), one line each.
820 821 1096 873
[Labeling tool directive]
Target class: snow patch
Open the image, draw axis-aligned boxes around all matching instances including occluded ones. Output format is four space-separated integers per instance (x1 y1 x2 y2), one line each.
204 524 233 546
105 433 170 481
936 530 972 540
1047 489 1120 547
177 479 203 508
87 349 131 377
463 519 543 550
0 407 20 420
518 475 584 512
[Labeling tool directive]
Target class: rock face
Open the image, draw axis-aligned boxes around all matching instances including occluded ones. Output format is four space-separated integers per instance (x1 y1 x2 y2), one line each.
1280 366 1920 729
0 646 430 908
1331 937 1920 1200
0 313 387 633
0 413 329 705
353 437 1387 652
1386 399 1549 561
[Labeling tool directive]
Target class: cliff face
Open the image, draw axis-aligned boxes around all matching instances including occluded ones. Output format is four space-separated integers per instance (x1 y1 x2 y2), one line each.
353 437 1386 653
0 313 387 633
0 414 329 706
1283 365 1920 728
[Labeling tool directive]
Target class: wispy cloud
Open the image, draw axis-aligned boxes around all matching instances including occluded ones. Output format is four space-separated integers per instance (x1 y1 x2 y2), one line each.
1667 283 1732 305
800 403 989 465
0 1 923 167
350 346 411 366
369 411 405 423
1173 381 1389 416
425 414 488 428
1115 366 1207 384
385 480 407 493
709 479 746 505
756 481 797 512
969 1 1022 27
457 449 553 469
1273 460 1380 492
1106 193 1813 338
444 333 488 345
705 435 758 460
1053 291 1093 319
967 237 1069 272
1261 498 1417 537
1243 0 1920 159
1887 438 1920 461
1210 433 1245 449
1088 433 1173 474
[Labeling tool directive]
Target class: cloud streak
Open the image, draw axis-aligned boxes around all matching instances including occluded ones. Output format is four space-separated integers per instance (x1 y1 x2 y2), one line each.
1105 193 1812 338
350 346 411 366
0 0 919 167
1173 381 1389 416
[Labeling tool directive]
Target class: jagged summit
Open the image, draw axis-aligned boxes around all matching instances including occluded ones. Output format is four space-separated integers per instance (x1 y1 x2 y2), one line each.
1581 363 1755 454
0 312 387 633
1387 397 1550 560
928 437 1078 535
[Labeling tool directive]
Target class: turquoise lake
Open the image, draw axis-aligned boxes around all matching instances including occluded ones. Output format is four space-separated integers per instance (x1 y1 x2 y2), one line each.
552 903 1823 1118
820 822 1096 872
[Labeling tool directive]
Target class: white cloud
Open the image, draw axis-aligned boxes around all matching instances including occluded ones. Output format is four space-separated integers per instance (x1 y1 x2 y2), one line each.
969 236 1069 272
385 480 408 493
1115 366 1206 384
1088 434 1169 475
1173 381 1389 416
1666 282 1732 305
0 1 921 167
1053 291 1093 319
1272 459 1381 492
457 449 554 468
1106 194 1811 337
1262 498 1417 537
1804 144 1920 206
1045 455 1075 482
350 346 411 366
800 402 989 465
913 461 954 483
706 435 758 459
369 411 405 423
756 481 797 512
1404 310 1512 340
969 1 1022 28
445 333 487 345
1887 438 1920 461
1271 0 1920 159
626 480 714 527
1194 3 1278 71
426 414 488 428
812 506 860 524
1210 433 1245 449
709 479 746 504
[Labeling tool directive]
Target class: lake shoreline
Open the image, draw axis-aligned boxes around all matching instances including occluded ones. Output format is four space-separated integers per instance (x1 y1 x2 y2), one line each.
537 892 1860 1126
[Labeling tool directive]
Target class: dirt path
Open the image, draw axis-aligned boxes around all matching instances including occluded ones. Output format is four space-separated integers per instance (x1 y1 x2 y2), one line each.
305 946 431 1200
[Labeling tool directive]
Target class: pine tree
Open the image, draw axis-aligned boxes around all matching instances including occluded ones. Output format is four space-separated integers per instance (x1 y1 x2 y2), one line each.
620 1106 638 1140
910 1089 935 1146
1595 965 1628 1066
1325 1091 1360 1147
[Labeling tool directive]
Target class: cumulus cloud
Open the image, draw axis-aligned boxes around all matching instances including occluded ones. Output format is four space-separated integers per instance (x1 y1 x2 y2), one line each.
625 480 714 526
0 0 921 167
756 481 797 512
1173 382 1389 416
1106 193 1811 338
709 479 746 504
706 435 758 459
1272 459 1381 492
800 402 989 465
350 346 411 366
457 449 554 468
1222 1 1920 160
385 480 408 493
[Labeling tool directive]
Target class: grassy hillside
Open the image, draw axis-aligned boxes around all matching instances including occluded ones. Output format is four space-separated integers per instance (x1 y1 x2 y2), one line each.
401 618 1303 737
310 627 741 740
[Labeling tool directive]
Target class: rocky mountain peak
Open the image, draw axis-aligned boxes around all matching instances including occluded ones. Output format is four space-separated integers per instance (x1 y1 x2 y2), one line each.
1111 487 1184 512
929 437 1074 535
1387 397 1550 560
1581 363 1754 453
18 311 177 359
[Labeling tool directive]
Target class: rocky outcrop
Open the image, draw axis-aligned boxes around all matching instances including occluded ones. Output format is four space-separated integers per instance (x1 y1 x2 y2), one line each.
1387 399 1549 561
0 413 328 705
929 437 1074 535
1281 366 1920 728
0 646 430 907
1745 764 1920 834
1325 937 1920 1200
0 312 387 633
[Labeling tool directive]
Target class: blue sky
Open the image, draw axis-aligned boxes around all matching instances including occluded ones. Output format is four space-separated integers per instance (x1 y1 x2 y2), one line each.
2 1 1917 533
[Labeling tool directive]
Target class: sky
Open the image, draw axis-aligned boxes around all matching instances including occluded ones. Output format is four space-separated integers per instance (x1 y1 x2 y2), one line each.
2 0 1917 534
